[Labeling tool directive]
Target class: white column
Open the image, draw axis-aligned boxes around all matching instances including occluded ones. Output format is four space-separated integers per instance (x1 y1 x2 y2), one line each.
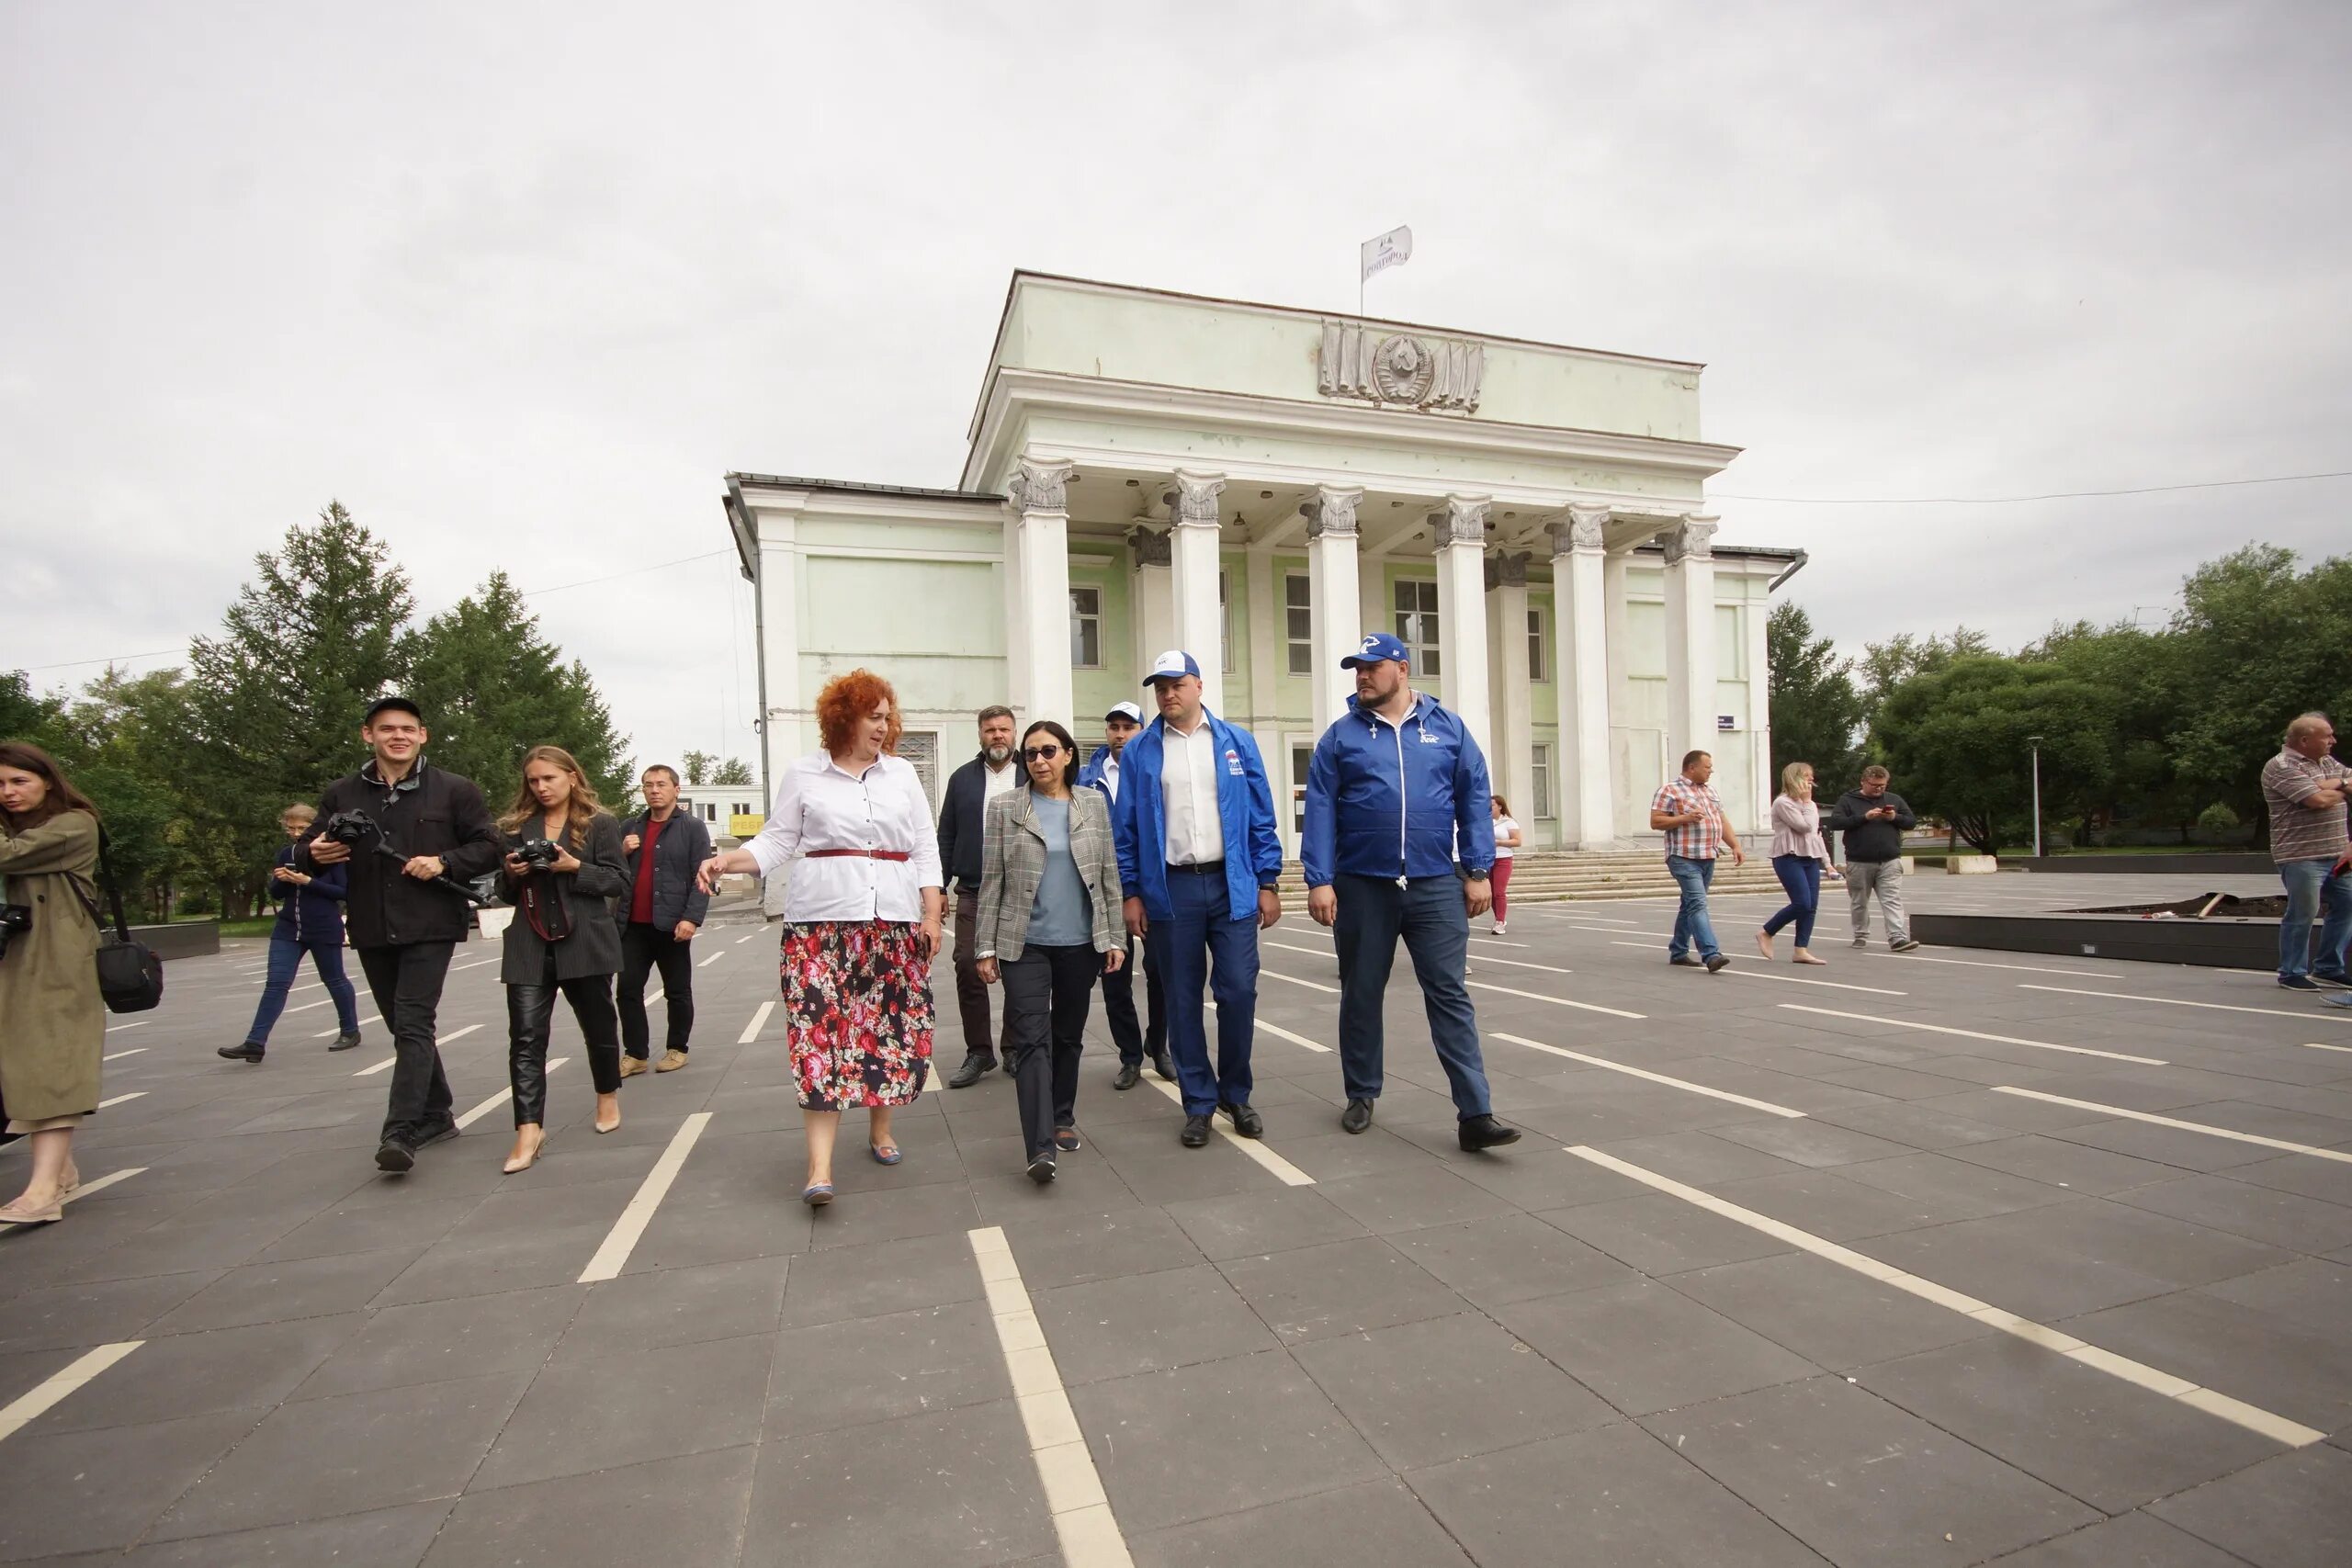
1431 493 1493 758
1550 506 1614 848
1128 526 1174 680
754 509 801 793
1008 456 1075 728
1001 506 1028 715
1167 469 1227 716
1302 485 1362 738
1245 542 1277 733
1745 590 1773 835
1660 513 1721 777
1484 551 1532 830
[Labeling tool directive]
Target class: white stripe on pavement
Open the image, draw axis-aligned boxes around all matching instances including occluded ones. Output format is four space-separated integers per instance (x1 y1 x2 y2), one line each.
738 999 777 1043
352 1022 481 1072
0 1343 144 1444
737 931 759 943
1491 1033 1805 1118
698 950 725 967
1777 1005 2168 1066
96 1092 146 1110
1873 953 2109 978
452 1058 567 1130
2019 984 2348 1022
102 1048 148 1063
1718 967 1908 997
1466 981 1645 1021
1255 1020 1333 1054
1259 968 1340 996
104 1021 149 1033
62 1168 145 1205
316 1013 381 1039
1144 1077 1315 1185
578 1112 714 1282
1990 1087 2352 1165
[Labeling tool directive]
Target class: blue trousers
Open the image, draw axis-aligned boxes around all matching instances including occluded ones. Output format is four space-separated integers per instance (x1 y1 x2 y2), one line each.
1144 867 1259 1115
243 931 360 1046
1667 854 1721 961
1333 874 1493 1119
2278 857 2352 981
1762 854 1823 947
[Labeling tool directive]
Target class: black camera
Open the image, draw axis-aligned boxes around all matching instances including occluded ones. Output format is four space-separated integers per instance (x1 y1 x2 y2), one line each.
0 904 30 962
514 838 560 872
322 810 381 845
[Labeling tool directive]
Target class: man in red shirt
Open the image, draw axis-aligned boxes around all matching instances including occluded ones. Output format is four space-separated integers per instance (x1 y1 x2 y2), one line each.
617 765 715 1074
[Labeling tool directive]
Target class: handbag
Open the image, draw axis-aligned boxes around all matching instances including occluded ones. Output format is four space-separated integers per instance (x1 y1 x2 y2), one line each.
76 831 165 1014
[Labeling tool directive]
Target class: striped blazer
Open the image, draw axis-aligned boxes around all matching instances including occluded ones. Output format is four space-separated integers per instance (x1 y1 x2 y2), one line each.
974 785 1124 961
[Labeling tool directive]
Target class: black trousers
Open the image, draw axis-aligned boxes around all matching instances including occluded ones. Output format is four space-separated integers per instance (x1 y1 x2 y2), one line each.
952 886 1005 1058
356 942 457 1142
1001 943 1098 1159
1099 931 1164 1066
507 956 623 1127
617 921 696 1057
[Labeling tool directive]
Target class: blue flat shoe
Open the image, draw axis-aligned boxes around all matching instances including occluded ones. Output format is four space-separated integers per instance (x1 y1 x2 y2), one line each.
869 1143 903 1166
802 1181 834 1206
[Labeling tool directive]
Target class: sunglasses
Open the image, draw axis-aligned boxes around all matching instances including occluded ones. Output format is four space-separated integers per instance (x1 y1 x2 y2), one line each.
1022 744 1065 761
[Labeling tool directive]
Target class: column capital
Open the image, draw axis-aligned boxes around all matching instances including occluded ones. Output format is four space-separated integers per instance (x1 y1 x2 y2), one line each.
1548 502 1611 557
1126 525 1171 570
1302 483 1363 538
1428 493 1491 547
1165 469 1227 525
1006 455 1074 513
1484 551 1530 591
1661 513 1719 564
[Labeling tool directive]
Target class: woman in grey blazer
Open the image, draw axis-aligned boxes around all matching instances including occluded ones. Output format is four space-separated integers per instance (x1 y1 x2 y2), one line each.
974 720 1125 1183
496 746 630 1172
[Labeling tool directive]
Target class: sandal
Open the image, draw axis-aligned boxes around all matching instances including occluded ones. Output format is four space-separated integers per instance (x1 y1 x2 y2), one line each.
869 1143 902 1166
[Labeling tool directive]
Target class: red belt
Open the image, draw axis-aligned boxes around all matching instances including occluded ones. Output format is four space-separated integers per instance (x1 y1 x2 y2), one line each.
805 849 911 863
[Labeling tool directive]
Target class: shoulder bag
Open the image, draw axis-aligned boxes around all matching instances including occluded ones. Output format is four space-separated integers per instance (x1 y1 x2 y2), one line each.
74 832 165 1013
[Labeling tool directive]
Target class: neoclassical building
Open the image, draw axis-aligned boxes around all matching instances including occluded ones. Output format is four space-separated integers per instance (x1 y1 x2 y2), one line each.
724 273 1802 852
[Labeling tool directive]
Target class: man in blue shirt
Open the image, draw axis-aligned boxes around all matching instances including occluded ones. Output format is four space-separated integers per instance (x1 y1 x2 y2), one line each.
1111 651 1286 1147
1303 633 1520 1151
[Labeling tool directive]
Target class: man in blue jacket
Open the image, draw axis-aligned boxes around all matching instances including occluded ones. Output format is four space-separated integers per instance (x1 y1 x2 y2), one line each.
1080 701 1170 1089
220 802 363 1061
1111 650 1286 1147
1303 633 1520 1151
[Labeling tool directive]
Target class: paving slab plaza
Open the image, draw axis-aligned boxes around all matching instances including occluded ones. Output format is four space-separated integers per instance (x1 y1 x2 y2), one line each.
5 871 2351 1567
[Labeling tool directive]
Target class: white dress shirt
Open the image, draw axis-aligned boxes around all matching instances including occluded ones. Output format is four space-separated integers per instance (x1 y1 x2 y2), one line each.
983 758 1018 800
746 750 944 924
1160 718 1227 865
1097 752 1121 802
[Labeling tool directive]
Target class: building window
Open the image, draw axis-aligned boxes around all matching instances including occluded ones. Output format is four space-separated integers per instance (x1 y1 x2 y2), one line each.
1220 570 1235 672
1527 607 1547 683
1395 579 1441 675
1530 744 1555 820
1070 585 1102 669
897 730 940 809
1285 574 1313 675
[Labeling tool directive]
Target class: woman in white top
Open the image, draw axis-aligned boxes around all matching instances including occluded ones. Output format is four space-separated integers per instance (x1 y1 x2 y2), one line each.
1488 795 1521 935
1758 761 1829 965
698 670 944 1204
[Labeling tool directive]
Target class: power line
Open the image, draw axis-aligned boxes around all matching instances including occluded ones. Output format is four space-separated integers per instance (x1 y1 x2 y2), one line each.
17 647 187 673
1714 468 2352 505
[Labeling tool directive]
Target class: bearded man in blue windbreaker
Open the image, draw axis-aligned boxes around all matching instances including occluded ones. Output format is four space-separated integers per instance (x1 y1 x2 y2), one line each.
1303 632 1521 1152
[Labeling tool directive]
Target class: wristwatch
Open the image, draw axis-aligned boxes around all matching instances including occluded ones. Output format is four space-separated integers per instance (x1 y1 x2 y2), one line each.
1464 869 1491 882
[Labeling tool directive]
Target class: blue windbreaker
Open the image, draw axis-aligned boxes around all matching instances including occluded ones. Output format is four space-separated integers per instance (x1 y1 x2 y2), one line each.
1110 710 1285 923
1301 691 1495 886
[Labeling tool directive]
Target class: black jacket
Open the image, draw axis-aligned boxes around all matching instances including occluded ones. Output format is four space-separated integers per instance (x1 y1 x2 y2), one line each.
498 811 628 982
266 843 347 943
300 761 504 947
615 807 713 931
937 752 1016 893
1824 789 1917 863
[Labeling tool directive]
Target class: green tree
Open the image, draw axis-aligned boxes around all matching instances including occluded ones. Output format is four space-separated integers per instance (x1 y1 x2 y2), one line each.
61 668 209 919
1766 604 1868 793
404 570 634 812
1858 626 1992 735
1874 655 2115 856
710 756 754 786
2020 619 2189 844
0 671 69 749
680 750 716 785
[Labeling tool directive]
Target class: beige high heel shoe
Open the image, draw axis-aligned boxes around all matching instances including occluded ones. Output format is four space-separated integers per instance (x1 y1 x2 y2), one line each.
503 1125 548 1174
594 1092 621 1134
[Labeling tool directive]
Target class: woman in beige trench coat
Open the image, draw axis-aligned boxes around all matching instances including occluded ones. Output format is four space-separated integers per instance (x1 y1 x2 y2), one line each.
0 741 105 1225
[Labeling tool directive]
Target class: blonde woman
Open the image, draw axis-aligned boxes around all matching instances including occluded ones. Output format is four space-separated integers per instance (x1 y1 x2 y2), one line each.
496 746 629 1171
1758 761 1829 965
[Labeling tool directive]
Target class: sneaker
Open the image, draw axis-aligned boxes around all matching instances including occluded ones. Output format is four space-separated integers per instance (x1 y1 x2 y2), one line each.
326 1032 362 1052
2311 972 2352 989
1890 938 1922 953
1491 923 1507 936
217 1042 265 1063
2324 993 2352 1010
619 1055 650 1078
1852 936 1868 949
1054 1127 1081 1153
656 1050 688 1072
1704 954 1731 974
2279 976 2323 992
1026 1151 1057 1184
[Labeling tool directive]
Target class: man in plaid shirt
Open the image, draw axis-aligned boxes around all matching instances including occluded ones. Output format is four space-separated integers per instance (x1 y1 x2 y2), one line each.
1650 749 1747 973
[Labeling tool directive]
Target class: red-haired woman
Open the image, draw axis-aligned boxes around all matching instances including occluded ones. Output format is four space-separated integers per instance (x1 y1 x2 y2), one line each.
0 741 105 1225
698 669 944 1205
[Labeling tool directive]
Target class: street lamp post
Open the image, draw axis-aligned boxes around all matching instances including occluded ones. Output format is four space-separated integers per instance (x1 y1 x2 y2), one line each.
2027 735 2044 860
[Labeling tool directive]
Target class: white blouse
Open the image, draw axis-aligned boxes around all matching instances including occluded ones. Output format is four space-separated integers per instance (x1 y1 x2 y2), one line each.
744 751 944 924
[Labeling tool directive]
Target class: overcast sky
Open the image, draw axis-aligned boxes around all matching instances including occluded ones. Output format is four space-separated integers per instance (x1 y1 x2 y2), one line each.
6 1 2347 773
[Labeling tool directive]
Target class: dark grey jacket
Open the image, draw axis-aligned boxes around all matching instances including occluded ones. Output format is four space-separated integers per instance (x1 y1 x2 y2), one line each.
300 761 505 948
615 808 713 930
498 812 628 982
1823 789 1917 863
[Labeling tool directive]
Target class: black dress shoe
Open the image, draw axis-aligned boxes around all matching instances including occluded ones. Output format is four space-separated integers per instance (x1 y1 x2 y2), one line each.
375 1137 415 1173
218 1043 265 1063
327 1032 363 1052
1458 1114 1522 1152
1151 1048 1176 1082
1219 1101 1264 1139
1027 1152 1057 1184
1340 1098 1374 1134
1001 1054 1017 1076
1180 1113 1212 1147
946 1053 997 1088
1112 1062 1141 1090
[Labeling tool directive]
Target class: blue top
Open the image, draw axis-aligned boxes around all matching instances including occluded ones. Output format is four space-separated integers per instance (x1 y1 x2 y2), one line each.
1110 707 1285 924
1301 691 1495 886
269 841 349 942
1024 795 1091 947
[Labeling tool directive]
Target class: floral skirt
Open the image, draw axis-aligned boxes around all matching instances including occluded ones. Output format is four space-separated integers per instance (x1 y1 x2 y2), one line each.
779 919 934 1111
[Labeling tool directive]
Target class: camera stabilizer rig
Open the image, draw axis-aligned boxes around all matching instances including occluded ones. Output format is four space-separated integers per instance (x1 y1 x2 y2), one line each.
321 810 489 907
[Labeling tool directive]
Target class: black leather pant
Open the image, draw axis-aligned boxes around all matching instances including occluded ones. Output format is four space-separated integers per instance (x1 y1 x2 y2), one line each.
507 967 622 1127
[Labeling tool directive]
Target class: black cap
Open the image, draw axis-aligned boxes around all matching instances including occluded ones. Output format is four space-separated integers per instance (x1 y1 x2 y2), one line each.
362 694 424 725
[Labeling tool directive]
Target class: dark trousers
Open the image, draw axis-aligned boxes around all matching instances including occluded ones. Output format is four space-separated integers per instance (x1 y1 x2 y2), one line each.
1762 854 1823 947
953 886 1004 1058
617 921 696 1056
1099 931 1164 1066
243 931 359 1046
1001 943 1097 1157
506 961 623 1126
1333 874 1493 1119
1145 864 1259 1116
356 942 457 1141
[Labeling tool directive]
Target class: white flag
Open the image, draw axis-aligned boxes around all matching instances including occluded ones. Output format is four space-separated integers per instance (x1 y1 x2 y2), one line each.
1360 225 1412 283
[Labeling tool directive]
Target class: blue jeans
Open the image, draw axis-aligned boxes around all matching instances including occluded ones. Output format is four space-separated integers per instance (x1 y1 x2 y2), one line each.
1762 854 1823 948
2278 857 2352 981
243 931 360 1046
1666 854 1721 962
1144 866 1260 1115
1332 874 1493 1119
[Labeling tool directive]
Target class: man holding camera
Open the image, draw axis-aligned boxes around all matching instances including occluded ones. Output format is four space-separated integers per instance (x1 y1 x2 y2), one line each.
302 695 504 1172
616 764 713 1075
